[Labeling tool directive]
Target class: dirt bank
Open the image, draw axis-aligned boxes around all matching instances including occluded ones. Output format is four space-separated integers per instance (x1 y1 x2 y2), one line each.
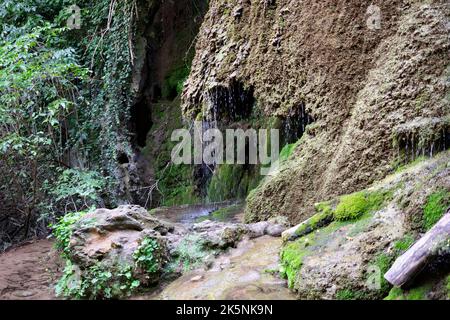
0 240 62 300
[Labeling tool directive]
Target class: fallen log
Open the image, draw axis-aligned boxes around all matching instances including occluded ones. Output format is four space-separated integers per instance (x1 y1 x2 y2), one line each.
384 210 450 287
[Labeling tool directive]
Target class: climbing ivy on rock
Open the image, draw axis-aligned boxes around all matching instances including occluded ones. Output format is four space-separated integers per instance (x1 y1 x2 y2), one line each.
0 0 147 248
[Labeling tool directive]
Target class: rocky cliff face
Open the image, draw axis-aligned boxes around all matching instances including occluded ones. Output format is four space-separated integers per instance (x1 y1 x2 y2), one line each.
182 0 450 223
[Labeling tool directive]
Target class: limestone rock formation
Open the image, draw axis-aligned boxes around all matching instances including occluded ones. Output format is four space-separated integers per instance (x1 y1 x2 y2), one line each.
60 204 288 298
67 205 172 286
182 0 450 224
279 152 450 300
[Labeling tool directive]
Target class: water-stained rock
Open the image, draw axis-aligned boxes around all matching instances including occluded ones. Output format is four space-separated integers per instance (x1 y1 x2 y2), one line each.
65 205 171 295
59 204 288 298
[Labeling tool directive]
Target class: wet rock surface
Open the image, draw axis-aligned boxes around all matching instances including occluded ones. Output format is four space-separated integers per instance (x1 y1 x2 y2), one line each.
280 153 450 300
65 204 289 295
182 0 450 226
68 205 172 286
141 236 296 300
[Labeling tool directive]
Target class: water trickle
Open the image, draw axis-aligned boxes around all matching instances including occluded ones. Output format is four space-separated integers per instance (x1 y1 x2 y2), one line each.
394 118 450 164
204 80 254 123
282 103 314 144
193 81 256 195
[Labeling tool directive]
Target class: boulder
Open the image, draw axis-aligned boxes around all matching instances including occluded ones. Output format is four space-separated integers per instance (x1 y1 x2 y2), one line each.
67 205 172 287
191 220 247 249
60 205 289 298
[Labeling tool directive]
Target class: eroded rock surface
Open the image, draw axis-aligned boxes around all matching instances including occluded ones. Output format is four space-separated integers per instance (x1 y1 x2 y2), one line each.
68 205 172 286
280 153 450 300
63 205 289 298
182 0 450 225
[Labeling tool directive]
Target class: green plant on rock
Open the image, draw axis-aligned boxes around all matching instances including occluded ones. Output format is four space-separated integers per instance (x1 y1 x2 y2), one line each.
133 237 160 274
394 234 415 252
335 289 366 300
167 234 210 272
56 261 140 299
279 235 314 289
207 164 260 202
158 164 199 206
334 192 367 221
372 253 395 295
50 208 94 257
423 189 450 230
162 64 191 99
334 190 392 221
385 284 431 300
293 201 334 238
384 287 404 300
279 141 299 162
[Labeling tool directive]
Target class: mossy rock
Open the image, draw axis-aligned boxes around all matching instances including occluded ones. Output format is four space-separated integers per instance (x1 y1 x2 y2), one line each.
55 206 170 299
423 189 450 231
385 285 432 300
207 164 261 202
279 235 315 289
334 190 393 221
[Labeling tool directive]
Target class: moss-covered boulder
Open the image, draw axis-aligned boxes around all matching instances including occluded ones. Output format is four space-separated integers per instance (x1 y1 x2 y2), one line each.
56 205 172 299
280 153 450 300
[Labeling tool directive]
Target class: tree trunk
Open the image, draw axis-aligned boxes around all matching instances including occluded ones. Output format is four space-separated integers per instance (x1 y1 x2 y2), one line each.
384 210 450 287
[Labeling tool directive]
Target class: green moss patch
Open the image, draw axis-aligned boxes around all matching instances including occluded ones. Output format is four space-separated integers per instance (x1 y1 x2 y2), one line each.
279 141 300 162
423 189 450 230
336 289 366 300
207 164 261 202
293 201 334 237
385 284 431 300
394 234 415 252
372 253 395 295
334 190 393 221
159 165 199 207
279 235 314 288
162 64 190 99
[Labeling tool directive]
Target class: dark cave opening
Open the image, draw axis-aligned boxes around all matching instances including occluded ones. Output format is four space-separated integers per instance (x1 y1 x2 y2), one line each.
117 152 129 164
130 99 153 148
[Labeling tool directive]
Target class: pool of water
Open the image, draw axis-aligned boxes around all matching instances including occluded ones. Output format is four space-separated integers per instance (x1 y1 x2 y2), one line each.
151 201 244 224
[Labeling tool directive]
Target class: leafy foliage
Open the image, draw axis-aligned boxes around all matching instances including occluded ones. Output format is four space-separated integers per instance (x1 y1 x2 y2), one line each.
55 261 140 299
50 169 107 203
50 208 92 257
133 237 160 273
0 7 92 243
0 0 142 246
